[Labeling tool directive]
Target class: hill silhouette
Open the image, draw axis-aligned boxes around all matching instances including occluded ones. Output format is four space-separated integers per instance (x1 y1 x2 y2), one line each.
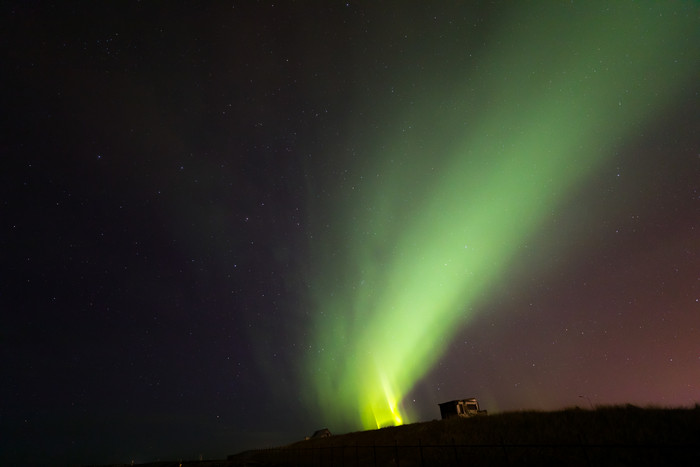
99 405 700 466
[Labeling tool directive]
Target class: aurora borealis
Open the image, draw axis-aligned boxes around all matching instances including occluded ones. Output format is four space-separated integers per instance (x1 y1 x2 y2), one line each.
3 2 699 466
304 3 698 430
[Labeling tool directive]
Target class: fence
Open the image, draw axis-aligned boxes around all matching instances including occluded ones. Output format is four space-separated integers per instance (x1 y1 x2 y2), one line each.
245 439 699 467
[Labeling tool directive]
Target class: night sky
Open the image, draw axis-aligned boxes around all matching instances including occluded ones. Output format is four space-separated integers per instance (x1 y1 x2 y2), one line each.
2 2 699 465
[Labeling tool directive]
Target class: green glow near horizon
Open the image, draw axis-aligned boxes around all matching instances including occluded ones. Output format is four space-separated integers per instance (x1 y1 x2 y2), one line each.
304 4 697 430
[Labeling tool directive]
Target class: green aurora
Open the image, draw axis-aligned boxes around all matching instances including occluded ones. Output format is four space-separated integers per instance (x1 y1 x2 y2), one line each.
304 3 698 430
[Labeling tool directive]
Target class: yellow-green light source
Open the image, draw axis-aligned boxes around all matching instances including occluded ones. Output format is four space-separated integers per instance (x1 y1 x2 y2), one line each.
303 3 698 430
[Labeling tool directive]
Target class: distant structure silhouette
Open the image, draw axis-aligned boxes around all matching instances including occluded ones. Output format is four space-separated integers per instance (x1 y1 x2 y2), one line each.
438 397 487 419
309 428 332 439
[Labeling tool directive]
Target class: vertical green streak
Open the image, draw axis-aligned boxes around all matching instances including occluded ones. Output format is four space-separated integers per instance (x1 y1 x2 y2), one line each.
305 4 698 429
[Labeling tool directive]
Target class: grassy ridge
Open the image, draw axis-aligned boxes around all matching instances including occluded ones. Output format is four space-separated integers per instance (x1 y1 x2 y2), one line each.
236 405 700 466
100 406 700 466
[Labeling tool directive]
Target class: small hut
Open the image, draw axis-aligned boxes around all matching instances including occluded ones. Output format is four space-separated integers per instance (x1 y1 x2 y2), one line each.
310 428 332 439
438 398 486 419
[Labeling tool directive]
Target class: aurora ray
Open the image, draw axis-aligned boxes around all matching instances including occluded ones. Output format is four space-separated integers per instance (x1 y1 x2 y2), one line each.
304 3 697 430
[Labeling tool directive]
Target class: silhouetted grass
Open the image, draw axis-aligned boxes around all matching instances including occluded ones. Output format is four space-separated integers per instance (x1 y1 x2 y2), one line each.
230 405 700 466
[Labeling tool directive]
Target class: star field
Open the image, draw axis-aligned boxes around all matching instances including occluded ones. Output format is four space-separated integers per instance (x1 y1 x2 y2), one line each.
1 2 698 466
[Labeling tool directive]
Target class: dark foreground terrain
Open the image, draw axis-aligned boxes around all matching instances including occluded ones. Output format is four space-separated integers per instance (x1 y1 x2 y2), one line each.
98 405 700 466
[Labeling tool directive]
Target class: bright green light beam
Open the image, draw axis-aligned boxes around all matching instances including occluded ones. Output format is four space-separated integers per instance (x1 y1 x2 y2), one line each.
304 4 698 430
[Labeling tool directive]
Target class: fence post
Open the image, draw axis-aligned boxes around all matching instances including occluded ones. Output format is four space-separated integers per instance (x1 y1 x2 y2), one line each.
419 438 425 467
395 439 401 467
579 433 591 467
501 436 510 465
373 442 377 467
452 437 459 465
